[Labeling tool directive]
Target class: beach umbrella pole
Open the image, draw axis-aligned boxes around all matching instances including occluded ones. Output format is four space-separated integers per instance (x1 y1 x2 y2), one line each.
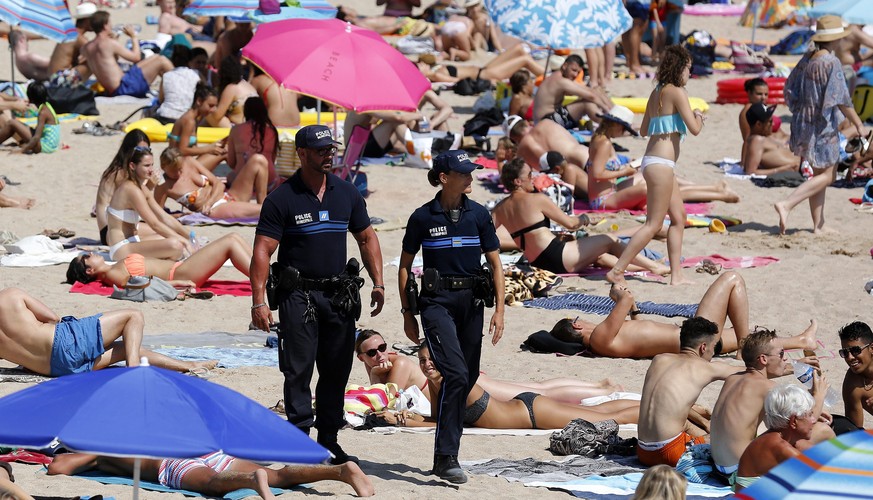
133 457 141 499
317 98 322 125
8 41 16 97
544 48 553 76
750 0 760 47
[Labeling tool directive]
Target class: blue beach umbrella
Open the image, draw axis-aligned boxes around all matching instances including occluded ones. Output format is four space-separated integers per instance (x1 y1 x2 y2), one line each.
184 0 336 19
806 0 873 26
484 0 632 50
0 362 329 499
732 430 873 499
0 0 77 42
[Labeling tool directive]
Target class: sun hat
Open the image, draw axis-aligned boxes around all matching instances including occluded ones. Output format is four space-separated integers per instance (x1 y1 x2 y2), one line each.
598 105 638 136
75 2 97 19
539 151 565 172
811 15 849 43
502 115 525 137
433 150 482 174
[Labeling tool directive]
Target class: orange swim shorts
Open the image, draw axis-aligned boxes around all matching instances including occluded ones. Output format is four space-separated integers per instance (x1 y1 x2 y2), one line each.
636 432 707 467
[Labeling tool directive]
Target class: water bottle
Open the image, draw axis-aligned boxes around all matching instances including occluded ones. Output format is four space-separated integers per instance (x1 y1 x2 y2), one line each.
394 389 406 412
793 360 839 408
419 116 430 134
189 231 202 252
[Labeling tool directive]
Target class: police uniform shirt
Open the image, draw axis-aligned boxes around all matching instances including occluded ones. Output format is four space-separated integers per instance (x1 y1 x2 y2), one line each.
402 193 499 277
256 171 371 279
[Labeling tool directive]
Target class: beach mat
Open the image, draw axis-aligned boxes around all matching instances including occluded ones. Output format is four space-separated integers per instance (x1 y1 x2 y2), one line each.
524 293 698 318
70 280 252 297
154 347 277 368
72 471 292 499
0 367 51 384
369 425 637 436
527 474 731 499
178 213 259 226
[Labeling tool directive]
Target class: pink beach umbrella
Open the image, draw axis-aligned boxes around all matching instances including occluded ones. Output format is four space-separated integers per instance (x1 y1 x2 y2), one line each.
241 18 430 112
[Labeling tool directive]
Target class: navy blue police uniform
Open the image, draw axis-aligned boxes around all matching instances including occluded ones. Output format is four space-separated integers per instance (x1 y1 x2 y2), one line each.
255 127 371 449
401 151 499 459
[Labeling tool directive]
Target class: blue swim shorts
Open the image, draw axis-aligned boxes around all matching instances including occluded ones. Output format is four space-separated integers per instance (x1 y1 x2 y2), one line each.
50 313 105 377
626 1 650 19
113 65 150 98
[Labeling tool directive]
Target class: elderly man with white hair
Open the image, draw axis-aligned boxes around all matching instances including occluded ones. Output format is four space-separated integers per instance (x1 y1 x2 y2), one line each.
733 384 821 492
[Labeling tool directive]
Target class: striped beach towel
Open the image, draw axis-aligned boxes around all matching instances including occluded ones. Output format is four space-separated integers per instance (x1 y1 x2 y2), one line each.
344 383 399 415
525 293 698 318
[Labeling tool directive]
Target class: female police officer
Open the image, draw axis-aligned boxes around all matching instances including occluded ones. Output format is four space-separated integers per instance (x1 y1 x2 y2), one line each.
397 150 505 484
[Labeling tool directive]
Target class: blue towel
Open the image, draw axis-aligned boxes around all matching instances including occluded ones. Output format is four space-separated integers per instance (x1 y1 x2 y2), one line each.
75 471 293 499
525 293 698 318
154 347 278 368
529 473 731 498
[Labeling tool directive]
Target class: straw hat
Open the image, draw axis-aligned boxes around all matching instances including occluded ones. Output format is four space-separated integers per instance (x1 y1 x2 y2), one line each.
811 15 849 43
75 2 97 19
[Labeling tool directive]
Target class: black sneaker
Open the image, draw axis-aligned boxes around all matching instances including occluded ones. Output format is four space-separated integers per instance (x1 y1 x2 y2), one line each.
321 441 359 465
432 455 467 484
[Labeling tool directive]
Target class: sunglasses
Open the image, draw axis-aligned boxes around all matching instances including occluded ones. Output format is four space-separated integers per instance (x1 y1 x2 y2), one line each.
362 342 387 357
134 146 152 154
315 146 337 157
839 341 873 359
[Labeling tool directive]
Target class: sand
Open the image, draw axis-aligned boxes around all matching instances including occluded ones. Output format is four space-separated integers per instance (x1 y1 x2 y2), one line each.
0 3 871 499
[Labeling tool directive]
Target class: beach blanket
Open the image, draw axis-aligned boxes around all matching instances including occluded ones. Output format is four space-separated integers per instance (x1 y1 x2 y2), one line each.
464 455 644 483
364 425 638 436
178 213 259 226
683 254 778 270
524 293 699 318
0 235 80 267
0 367 51 384
527 474 732 499
72 471 292 499
154 347 277 368
17 113 93 127
575 200 713 216
70 280 252 297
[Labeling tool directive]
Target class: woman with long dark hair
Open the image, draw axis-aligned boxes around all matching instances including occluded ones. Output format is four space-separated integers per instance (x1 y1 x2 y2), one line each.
225 96 279 202
206 55 258 127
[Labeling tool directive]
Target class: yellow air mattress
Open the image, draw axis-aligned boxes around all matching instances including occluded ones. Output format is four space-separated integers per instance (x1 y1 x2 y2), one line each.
126 112 346 143
560 96 709 113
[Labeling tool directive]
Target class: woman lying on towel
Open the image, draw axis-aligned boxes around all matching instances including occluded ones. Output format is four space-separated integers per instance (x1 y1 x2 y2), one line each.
586 107 740 211
65 233 252 288
491 158 670 276
374 344 640 429
168 83 227 172
355 329 623 405
103 146 195 262
416 44 544 84
155 147 262 219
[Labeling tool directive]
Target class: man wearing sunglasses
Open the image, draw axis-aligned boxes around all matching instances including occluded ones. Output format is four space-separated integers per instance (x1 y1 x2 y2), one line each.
839 321 873 428
710 327 835 485
250 125 385 466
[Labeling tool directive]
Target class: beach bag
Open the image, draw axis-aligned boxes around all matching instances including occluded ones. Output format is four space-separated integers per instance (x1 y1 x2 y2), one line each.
110 275 178 302
549 418 637 457
46 86 99 116
463 107 504 137
683 30 716 75
454 77 492 96
275 132 302 179
259 0 281 14
770 29 813 55
404 130 461 169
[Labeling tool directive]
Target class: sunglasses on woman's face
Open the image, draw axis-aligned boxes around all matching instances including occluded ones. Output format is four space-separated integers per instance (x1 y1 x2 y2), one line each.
363 343 387 357
839 341 873 359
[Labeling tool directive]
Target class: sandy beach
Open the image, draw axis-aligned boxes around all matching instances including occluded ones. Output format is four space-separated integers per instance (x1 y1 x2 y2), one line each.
0 2 872 498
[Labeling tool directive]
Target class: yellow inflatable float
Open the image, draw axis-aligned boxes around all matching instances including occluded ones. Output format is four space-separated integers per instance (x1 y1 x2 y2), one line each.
561 96 709 113
126 112 347 143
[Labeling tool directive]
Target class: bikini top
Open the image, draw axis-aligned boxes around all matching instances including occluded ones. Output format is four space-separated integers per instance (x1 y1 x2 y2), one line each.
584 156 623 173
464 390 490 425
510 217 551 251
167 132 198 146
123 253 147 277
106 205 141 224
647 84 688 141
175 175 209 210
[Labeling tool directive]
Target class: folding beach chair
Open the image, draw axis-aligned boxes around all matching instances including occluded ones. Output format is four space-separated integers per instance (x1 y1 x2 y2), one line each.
332 125 370 184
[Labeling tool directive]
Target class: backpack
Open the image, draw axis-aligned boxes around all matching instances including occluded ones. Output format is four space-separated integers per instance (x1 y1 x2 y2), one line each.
454 77 492 96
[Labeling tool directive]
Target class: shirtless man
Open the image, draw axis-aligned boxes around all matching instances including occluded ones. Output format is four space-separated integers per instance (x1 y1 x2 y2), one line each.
82 11 173 97
212 19 253 76
344 110 422 158
556 272 818 360
734 384 819 492
532 54 612 129
49 452 374 499
251 67 300 127
46 2 95 87
839 321 873 428
505 114 590 197
8 30 51 81
0 287 216 376
636 316 742 467
709 327 834 481
741 103 800 176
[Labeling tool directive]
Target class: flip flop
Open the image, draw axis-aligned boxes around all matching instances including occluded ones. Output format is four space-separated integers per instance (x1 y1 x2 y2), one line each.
40 229 60 239
57 228 76 238
183 290 215 300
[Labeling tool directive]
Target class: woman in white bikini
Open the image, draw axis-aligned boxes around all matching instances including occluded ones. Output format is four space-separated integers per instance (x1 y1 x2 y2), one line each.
104 146 193 262
606 46 705 287
354 330 624 404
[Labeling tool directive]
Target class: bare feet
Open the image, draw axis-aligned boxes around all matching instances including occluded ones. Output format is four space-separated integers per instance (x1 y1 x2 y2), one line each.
718 180 740 203
797 319 818 351
669 273 694 286
651 262 671 276
340 462 375 497
813 226 837 235
605 268 626 286
190 360 219 372
774 201 788 235
0 194 35 209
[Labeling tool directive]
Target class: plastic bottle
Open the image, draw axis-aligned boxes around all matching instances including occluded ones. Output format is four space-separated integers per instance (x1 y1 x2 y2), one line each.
395 389 407 412
793 360 839 408
419 116 430 134
189 231 201 252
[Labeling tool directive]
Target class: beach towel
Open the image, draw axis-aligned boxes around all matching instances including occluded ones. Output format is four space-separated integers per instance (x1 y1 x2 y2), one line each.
575 200 713 216
17 113 93 127
70 280 252 297
526 473 732 498
71 471 292 499
154 347 277 368
464 455 644 483
682 254 779 270
524 293 699 318
178 213 259 226
363 425 638 436
0 367 51 384
344 383 399 414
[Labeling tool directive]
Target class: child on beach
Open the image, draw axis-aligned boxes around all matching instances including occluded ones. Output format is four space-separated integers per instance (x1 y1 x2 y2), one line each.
0 82 60 154
606 46 706 286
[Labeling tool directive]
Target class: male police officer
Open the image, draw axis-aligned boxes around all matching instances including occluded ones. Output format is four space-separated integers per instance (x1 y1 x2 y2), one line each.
251 125 384 464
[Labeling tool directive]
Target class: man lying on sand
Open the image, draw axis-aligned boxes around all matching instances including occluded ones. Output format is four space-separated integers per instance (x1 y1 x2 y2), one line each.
48 452 374 498
710 326 834 480
552 271 818 359
636 316 741 467
0 287 216 376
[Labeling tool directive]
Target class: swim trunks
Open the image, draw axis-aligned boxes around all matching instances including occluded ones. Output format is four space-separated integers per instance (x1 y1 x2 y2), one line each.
637 432 707 467
50 314 105 377
541 106 576 130
158 452 236 490
112 65 150 98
